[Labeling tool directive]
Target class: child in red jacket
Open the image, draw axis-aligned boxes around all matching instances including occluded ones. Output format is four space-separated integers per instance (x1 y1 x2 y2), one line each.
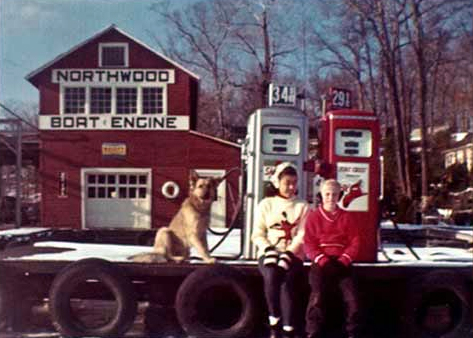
304 179 360 338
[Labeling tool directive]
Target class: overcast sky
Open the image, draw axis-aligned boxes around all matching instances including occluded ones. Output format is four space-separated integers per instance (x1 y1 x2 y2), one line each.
0 0 189 105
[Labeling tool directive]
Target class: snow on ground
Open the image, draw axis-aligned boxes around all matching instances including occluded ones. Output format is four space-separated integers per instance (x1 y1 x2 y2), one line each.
1 228 472 266
0 227 51 236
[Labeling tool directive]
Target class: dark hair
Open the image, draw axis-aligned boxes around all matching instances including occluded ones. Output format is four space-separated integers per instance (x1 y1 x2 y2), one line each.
278 166 297 180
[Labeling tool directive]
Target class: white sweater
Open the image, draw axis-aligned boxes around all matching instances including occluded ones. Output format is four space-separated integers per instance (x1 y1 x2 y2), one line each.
251 195 310 259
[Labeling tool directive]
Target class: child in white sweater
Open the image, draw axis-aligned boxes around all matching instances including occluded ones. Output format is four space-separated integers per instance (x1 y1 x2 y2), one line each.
251 162 309 338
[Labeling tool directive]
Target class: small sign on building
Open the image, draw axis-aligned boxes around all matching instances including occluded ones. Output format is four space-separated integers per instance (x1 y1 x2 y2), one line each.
58 172 67 198
102 142 127 158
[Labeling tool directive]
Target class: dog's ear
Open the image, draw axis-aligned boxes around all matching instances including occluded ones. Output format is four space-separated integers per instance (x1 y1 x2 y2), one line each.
189 170 199 188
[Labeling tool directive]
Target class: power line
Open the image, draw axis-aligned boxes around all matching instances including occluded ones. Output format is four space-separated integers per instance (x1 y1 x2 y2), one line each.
0 102 39 131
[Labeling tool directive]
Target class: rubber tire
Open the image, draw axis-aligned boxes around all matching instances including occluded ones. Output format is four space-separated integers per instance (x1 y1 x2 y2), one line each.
49 258 137 337
175 264 258 338
402 270 472 338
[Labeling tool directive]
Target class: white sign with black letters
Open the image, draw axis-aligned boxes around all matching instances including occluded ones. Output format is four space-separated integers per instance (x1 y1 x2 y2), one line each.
52 69 175 84
39 115 189 130
268 84 297 107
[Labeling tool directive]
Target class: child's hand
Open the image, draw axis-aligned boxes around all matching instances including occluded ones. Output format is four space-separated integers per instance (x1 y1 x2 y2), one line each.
278 251 295 270
316 255 330 267
338 255 351 267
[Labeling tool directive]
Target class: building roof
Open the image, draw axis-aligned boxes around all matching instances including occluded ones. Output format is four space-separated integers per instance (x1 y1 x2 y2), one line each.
25 24 200 82
410 124 449 142
448 133 473 150
189 130 240 148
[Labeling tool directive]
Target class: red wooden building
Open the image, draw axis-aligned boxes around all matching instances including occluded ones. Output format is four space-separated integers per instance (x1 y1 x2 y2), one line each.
26 25 240 229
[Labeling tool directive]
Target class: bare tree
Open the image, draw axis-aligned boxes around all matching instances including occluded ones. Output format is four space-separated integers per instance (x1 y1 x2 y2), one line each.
149 0 238 137
348 0 414 198
229 0 300 107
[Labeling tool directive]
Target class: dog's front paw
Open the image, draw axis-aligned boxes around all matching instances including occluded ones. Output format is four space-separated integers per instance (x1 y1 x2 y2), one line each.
170 255 186 264
204 257 217 264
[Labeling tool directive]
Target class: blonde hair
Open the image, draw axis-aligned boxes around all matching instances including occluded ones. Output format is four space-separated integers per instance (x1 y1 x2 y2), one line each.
320 179 341 193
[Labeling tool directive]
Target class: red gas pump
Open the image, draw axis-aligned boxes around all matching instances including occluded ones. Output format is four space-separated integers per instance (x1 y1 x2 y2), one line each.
317 88 381 262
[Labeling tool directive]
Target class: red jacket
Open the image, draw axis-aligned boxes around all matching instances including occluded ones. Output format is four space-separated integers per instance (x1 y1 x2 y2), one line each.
304 206 360 264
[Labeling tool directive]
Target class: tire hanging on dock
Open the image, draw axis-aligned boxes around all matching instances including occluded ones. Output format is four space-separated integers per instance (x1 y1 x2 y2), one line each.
402 270 472 338
49 258 137 337
175 264 259 338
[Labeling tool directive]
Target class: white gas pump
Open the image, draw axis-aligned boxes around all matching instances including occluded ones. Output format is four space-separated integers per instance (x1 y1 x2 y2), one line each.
242 104 309 259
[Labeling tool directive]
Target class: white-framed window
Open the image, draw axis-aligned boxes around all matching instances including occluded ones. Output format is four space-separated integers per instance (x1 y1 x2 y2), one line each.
445 152 456 168
61 85 167 115
457 150 465 164
116 87 138 114
64 87 86 114
467 147 473 172
142 87 164 114
99 43 129 68
90 87 112 114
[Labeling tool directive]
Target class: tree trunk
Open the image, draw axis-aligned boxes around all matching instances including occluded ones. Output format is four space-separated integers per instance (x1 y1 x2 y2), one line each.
376 1 411 198
410 0 429 213
261 9 271 107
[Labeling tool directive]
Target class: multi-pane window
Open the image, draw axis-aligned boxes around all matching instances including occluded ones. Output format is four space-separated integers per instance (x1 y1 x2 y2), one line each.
101 45 127 67
64 87 86 114
62 86 166 114
90 87 112 114
142 87 164 114
87 173 148 199
116 88 137 114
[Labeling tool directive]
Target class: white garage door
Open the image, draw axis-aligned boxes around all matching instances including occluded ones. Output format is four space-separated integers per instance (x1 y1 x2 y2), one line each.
83 169 151 229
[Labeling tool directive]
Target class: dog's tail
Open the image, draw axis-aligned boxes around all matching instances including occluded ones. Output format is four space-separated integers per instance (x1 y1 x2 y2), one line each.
128 252 167 263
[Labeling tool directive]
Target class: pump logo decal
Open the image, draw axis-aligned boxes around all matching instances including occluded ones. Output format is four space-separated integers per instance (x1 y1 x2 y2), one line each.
341 180 367 208
337 162 369 211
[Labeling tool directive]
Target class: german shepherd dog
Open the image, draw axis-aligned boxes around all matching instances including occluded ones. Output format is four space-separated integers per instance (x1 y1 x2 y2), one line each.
131 171 221 263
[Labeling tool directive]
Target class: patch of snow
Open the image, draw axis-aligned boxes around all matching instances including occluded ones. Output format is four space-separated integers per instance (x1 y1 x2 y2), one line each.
0 227 50 236
2 229 471 267
378 243 473 264
452 132 468 142
380 221 425 230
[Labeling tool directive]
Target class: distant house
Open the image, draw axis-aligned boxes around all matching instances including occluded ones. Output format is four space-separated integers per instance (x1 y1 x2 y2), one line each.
444 133 473 172
409 124 449 153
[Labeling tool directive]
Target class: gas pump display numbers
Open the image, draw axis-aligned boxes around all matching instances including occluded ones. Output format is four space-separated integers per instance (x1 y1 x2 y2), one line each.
262 125 301 155
269 84 297 107
335 129 372 157
330 87 352 109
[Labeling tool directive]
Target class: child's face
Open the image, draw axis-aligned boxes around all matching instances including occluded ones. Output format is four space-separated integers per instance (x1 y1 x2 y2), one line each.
321 184 340 212
279 174 297 198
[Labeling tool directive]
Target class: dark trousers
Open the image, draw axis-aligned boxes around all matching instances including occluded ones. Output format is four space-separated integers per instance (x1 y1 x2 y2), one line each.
305 264 359 337
258 255 304 327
